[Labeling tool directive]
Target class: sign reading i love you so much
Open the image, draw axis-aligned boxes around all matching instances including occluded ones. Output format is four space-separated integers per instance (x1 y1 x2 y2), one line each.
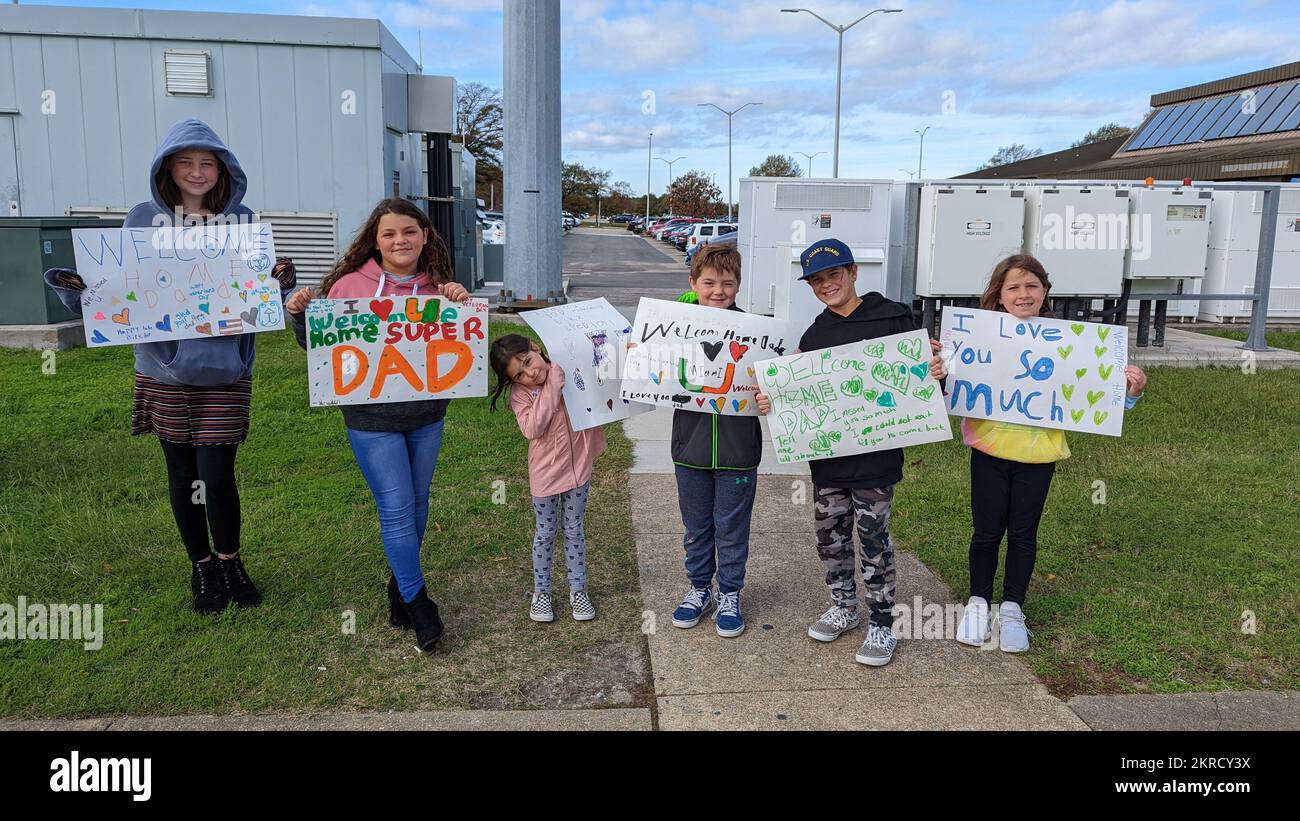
72 222 283 348
939 307 1129 437
305 296 489 407
620 297 795 416
755 330 953 463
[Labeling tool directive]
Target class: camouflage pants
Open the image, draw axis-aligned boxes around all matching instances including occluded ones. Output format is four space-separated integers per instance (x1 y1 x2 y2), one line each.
813 485 896 628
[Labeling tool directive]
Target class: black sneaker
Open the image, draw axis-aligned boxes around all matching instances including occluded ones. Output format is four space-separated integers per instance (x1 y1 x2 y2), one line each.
401 586 444 653
191 559 229 615
388 573 414 630
216 553 262 608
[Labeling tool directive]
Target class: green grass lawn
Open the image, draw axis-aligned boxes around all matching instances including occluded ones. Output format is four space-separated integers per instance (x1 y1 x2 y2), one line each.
897 367 1299 697
1194 328 1300 352
0 325 647 719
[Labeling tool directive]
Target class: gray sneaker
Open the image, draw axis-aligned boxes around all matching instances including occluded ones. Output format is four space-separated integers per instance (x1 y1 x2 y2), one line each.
854 624 898 666
808 605 862 642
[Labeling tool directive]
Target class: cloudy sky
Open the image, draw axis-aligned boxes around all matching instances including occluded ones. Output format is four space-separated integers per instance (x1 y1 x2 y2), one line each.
34 0 1299 196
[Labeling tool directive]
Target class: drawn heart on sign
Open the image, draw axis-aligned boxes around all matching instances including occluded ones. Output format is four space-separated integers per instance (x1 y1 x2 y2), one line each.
876 391 897 408
93 311 106 321
732 399 748 413
241 308 259 327
586 408 592 413
237 291 249 303
112 308 130 325
199 303 210 314
701 341 724 361
729 342 749 361
222 307 232 315
1071 409 1085 424
695 398 706 408
841 377 863 397
244 280 255 290
1098 327 1111 342
1075 368 1088 381
126 292 138 302
863 389 879 402
913 385 935 401
260 294 270 303
196 323 212 335
91 330 109 344
747 367 755 378
650 371 663 385
710 397 726 413
1071 323 1085 336
111 297 121 306
258 274 269 282
896 338 923 362
864 343 885 358
607 400 614 411
1094 346 1107 359
370 299 394 321
1098 364 1114 381
1061 384 1076 401
155 314 172 332
1058 345 1074 360
909 363 929 381
870 361 910 393
1087 390 1105 407
1094 411 1109 425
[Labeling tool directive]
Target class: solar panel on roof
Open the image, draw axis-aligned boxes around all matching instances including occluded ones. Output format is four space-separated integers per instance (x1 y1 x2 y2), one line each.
1259 83 1300 132
1123 80 1300 151
1127 106 1178 150
1151 102 1203 147
1185 96 1236 143
1136 103 1190 149
1170 100 1217 144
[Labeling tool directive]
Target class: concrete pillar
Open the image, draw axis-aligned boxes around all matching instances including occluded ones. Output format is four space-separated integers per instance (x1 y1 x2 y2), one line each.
503 0 562 303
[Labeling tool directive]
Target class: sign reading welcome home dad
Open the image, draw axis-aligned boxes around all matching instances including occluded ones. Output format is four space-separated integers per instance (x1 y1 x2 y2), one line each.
621 297 795 416
305 296 489 407
939 307 1128 437
756 330 952 463
72 222 283 348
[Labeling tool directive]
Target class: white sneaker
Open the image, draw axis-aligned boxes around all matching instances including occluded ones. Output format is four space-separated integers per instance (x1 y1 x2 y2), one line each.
955 596 991 646
529 592 555 623
998 601 1030 653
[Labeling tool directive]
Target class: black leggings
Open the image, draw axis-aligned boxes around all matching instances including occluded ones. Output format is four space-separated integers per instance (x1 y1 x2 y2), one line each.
969 448 1056 606
158 441 241 562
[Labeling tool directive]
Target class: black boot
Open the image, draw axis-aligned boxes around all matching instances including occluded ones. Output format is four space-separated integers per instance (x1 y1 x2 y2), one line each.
401 586 444 652
388 574 414 630
191 559 229 615
216 552 262 608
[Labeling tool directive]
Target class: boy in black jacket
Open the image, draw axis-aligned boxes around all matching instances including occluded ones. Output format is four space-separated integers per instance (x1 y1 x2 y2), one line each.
757 239 941 666
668 244 763 638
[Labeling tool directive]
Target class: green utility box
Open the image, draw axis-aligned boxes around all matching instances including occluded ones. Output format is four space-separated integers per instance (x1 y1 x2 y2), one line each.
0 217 125 325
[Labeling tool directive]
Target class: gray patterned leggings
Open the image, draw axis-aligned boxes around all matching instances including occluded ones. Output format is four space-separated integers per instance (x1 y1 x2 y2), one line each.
531 481 590 594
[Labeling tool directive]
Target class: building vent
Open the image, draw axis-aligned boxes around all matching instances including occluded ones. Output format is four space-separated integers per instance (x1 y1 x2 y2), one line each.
164 49 213 97
256 211 339 288
774 183 871 210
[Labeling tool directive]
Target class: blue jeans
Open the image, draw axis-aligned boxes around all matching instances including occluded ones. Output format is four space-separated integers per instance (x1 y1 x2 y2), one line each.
674 465 757 595
346 421 445 602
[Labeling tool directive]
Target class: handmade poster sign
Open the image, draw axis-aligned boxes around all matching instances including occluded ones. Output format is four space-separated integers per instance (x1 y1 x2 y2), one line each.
305 296 489 407
939 307 1128 437
520 298 654 431
755 330 952 463
620 297 795 416
72 222 283 348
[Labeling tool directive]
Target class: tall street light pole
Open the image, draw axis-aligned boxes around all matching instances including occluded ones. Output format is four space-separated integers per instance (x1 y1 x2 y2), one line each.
698 102 761 222
798 150 827 178
781 7 901 178
916 125 931 180
657 156 687 186
645 132 653 223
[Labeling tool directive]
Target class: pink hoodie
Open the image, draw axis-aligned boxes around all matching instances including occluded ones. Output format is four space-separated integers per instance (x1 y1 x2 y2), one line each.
509 362 606 498
326 258 447 299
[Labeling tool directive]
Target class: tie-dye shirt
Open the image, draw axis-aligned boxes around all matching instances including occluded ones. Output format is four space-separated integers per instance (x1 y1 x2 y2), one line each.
961 393 1141 464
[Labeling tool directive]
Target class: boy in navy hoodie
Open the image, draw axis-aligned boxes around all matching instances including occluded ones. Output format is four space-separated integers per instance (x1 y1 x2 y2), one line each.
757 239 942 666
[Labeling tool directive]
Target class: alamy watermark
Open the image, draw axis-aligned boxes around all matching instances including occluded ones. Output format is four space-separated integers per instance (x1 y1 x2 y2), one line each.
0 597 104 651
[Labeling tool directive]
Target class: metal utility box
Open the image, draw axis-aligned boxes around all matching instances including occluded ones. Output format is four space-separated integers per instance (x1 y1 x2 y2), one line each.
916 185 1026 297
1025 186 1129 296
1201 186 1300 321
0 217 124 325
737 178 894 330
1125 187 1212 279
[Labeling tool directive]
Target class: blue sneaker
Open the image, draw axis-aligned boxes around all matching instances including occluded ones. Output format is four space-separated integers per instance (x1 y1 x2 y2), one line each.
672 585 715 628
715 591 745 637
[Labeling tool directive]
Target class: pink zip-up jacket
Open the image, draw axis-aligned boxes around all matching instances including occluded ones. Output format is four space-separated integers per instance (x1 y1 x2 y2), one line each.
324 257 447 299
509 362 606 498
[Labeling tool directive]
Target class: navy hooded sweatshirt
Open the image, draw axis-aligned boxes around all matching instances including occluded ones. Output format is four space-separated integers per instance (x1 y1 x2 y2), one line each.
45 119 289 386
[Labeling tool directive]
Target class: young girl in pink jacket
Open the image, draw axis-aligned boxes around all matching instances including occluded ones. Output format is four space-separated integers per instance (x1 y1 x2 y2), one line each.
489 334 606 623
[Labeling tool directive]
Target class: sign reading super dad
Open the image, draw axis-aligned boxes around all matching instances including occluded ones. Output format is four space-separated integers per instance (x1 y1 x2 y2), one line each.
939 307 1128 437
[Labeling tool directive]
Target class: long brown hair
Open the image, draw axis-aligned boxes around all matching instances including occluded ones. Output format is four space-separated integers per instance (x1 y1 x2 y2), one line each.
317 198 453 297
488 334 550 412
980 254 1054 317
156 152 232 216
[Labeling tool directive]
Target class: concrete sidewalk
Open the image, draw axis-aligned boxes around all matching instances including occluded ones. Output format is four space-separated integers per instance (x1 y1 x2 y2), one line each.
625 407 1087 730
0 709 652 732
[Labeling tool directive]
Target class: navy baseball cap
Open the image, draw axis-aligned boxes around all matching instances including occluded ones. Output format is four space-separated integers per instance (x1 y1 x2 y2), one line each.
799 239 855 280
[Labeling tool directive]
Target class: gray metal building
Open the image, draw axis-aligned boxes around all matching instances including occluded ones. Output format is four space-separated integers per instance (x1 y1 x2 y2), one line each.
0 4 449 285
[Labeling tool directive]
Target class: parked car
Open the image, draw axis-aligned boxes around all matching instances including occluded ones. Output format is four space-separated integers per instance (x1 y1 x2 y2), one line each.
684 222 737 253
483 220 505 245
562 211 578 229
684 228 738 266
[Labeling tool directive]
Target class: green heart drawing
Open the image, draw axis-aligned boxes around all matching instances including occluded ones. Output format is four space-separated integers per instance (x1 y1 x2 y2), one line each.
897 338 924 362
863 389 879 401
913 385 936 401
841 377 863 397
1057 345 1074 360
1087 390 1105 407
871 361 911 393
1071 409 1085 424
1061 384 1075 401
126 292 138 302
909 363 929 381
1075 368 1088 380
1071 323 1085 336
877 391 896 408
862 426 874 434
1098 327 1111 342
1094 411 1109 425
864 343 885 358
766 364 778 378
1094 346 1107 358
1098 364 1114 381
